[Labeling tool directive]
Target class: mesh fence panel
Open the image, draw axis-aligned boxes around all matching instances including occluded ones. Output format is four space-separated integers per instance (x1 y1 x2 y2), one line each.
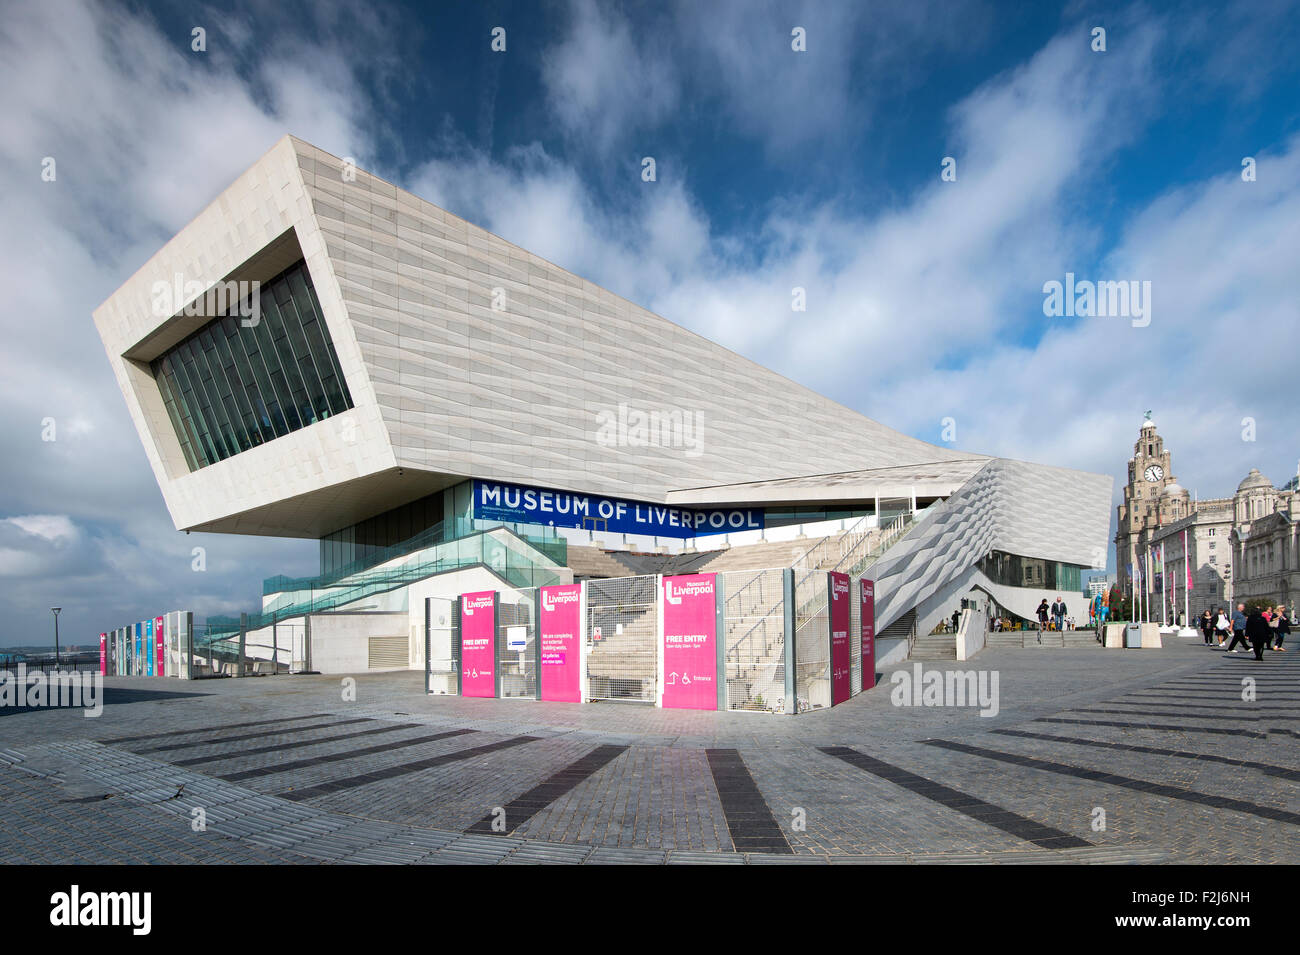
585 574 658 702
721 569 786 712
794 573 830 712
497 592 537 699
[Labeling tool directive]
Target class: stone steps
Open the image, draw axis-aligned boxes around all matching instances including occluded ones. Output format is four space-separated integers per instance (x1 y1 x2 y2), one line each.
911 634 957 660
985 630 1102 649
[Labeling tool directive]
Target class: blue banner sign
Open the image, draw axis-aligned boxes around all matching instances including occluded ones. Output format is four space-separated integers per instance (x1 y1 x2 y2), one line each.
473 480 763 538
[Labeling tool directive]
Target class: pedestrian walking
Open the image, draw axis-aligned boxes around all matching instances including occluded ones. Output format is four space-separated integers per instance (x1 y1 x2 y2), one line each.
1200 609 1213 645
1214 607 1231 646
1050 596 1067 633
1036 598 1049 643
1246 606 1271 661
1226 603 1251 653
1272 607 1289 651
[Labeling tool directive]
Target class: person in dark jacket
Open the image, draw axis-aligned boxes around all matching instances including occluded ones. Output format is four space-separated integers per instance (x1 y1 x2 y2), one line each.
1036 599 1049 644
1273 607 1290 651
1199 609 1213 645
1245 608 1271 661
1051 596 1067 632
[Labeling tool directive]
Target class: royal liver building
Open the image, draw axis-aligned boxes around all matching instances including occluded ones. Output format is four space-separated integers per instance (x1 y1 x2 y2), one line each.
1115 415 1299 618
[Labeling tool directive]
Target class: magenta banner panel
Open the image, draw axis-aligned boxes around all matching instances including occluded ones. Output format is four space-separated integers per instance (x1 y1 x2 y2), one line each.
829 572 852 705
661 574 718 710
155 615 165 676
99 633 107 676
859 578 876 691
539 584 583 703
460 591 496 698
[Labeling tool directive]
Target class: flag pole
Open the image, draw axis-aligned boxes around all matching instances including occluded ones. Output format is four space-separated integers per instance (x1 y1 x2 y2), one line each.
1160 545 1166 625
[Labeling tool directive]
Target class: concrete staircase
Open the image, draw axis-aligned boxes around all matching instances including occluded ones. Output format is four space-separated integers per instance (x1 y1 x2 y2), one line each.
567 525 899 582
565 544 639 579
986 629 1101 649
911 631 957 660
583 577 659 700
702 539 827 573
721 569 789 709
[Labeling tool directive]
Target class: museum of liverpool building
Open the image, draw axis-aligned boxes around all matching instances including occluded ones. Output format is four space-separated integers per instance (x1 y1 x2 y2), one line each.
92 135 1110 714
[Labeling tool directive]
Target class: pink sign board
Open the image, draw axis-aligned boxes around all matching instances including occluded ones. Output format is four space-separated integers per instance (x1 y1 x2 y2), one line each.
661 573 718 710
460 591 496 698
539 584 582 703
155 615 165 676
859 578 876 690
99 633 107 676
829 572 852 705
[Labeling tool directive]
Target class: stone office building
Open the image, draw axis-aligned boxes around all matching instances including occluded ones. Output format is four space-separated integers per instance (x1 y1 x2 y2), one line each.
1116 415 1298 618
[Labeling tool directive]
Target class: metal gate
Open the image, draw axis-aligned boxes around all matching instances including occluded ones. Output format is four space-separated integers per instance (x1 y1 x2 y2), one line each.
497 595 537 698
585 575 657 703
721 569 786 712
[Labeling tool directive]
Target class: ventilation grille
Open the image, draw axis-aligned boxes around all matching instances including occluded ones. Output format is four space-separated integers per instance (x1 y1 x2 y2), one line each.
368 635 408 669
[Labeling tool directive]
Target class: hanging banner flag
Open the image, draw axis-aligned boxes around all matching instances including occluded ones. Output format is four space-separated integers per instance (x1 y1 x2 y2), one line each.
155 615 165 676
460 591 497 698
99 633 107 677
829 572 851 705
661 573 718 710
539 584 582 703
1184 530 1193 592
860 578 876 691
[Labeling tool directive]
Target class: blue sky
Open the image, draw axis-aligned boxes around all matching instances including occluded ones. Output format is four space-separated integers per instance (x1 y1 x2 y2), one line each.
1 0 1298 646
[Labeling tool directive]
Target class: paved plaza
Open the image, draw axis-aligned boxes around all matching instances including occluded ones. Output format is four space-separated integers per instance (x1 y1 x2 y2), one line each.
2 638 1297 864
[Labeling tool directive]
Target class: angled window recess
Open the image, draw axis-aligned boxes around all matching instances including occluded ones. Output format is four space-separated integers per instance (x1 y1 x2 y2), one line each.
150 260 353 471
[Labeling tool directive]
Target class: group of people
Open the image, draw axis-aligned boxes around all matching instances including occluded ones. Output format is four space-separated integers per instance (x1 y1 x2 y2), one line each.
1036 597 1071 629
1199 603 1291 660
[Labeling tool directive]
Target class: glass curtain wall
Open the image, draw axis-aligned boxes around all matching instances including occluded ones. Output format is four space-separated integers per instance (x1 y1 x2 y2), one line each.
976 551 1085 594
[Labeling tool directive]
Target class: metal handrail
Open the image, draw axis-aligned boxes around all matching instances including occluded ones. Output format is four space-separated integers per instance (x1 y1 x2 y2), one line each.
204 525 568 641
725 507 926 663
722 512 876 616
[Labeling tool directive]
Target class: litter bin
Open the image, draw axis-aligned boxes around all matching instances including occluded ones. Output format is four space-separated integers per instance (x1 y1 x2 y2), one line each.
1124 623 1142 649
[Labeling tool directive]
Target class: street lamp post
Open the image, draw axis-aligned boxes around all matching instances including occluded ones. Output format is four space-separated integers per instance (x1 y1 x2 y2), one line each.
51 607 61 668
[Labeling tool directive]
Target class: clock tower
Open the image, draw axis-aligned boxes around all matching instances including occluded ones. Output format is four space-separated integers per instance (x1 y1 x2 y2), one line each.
1115 414 1190 593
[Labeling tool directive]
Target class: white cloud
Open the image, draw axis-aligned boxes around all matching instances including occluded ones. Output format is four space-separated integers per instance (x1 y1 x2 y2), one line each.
5 515 78 543
409 11 1299 536
0 0 374 641
541 0 682 154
